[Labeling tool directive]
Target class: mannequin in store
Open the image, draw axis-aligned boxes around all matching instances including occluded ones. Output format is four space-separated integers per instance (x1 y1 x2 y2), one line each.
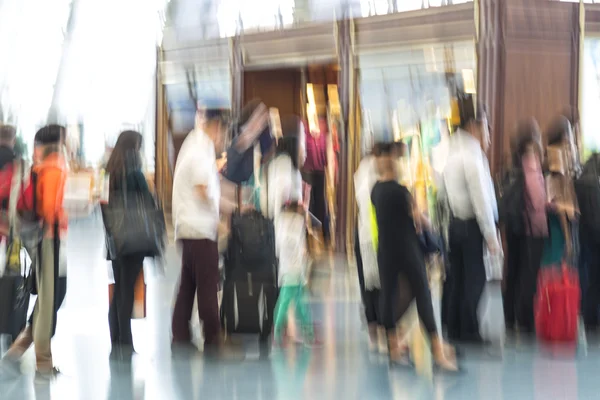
303 117 329 245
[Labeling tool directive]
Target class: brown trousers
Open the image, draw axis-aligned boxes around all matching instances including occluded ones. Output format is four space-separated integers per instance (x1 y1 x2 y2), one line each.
171 239 220 346
6 237 66 372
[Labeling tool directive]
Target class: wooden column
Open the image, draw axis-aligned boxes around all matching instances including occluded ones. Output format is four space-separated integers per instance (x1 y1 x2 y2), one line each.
155 46 172 210
478 0 582 174
336 15 358 256
230 35 244 121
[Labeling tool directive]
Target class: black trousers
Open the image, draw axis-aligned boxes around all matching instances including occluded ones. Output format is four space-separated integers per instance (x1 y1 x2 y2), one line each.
581 228 600 328
172 239 220 346
503 231 544 331
379 254 437 337
355 226 380 324
304 171 329 241
109 255 144 345
447 218 486 341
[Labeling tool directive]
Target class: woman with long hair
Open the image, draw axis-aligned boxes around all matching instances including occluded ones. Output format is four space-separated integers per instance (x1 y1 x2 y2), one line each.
502 119 547 332
104 130 151 355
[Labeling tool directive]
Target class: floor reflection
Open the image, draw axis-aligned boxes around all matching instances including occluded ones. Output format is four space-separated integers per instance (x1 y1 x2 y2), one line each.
1 216 600 399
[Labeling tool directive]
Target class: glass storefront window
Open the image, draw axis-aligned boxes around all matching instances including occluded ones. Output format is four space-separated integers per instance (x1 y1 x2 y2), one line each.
359 41 476 145
581 38 600 156
358 40 476 228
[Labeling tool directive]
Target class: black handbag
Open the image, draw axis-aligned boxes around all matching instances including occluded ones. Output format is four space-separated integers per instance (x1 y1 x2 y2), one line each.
102 173 166 260
418 229 442 256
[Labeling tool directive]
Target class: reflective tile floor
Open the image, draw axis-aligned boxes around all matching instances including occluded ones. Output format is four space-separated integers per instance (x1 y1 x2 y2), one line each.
2 215 600 399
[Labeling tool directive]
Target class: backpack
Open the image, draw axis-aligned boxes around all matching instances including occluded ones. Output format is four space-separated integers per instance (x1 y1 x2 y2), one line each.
499 169 526 235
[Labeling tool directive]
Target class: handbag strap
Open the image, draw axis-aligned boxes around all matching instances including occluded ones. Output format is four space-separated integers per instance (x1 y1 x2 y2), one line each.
8 159 24 239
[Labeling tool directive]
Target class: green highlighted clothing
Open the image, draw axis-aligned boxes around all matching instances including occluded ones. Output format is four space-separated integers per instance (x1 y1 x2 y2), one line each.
274 285 314 340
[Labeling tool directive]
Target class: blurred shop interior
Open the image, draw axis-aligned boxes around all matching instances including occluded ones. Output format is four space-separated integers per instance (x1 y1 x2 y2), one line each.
4 0 600 251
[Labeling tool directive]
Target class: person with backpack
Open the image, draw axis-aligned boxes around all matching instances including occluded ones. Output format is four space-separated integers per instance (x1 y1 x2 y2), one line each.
501 119 547 333
0 125 20 238
1 125 68 379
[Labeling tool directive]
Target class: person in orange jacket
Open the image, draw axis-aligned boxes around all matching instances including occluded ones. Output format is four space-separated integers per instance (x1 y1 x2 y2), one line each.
1 125 68 380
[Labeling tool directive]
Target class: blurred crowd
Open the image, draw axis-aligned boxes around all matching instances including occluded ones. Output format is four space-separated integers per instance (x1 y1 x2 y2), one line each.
0 94 596 383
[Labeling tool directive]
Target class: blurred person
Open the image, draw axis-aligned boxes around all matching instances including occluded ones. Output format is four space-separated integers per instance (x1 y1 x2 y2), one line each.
576 152 600 330
273 201 318 347
354 144 385 352
439 100 498 343
543 116 579 265
256 116 304 221
171 99 229 351
502 119 547 333
104 130 152 354
542 116 580 288
371 142 456 371
562 107 582 177
1 125 68 379
0 125 19 237
223 99 271 185
253 117 305 343
303 117 329 245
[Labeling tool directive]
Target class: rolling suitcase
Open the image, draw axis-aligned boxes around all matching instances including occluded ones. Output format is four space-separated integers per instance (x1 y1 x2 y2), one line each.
535 262 580 343
221 269 277 341
220 180 278 341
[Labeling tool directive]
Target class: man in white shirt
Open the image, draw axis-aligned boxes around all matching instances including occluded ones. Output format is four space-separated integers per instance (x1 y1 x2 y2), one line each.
171 99 229 349
353 147 384 351
439 99 498 343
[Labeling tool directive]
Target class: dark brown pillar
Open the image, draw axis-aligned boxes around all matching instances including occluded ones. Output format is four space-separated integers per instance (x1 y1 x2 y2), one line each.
337 16 360 255
478 0 582 174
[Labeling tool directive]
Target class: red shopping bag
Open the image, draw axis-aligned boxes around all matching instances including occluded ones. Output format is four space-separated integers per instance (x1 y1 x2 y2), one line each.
535 262 580 343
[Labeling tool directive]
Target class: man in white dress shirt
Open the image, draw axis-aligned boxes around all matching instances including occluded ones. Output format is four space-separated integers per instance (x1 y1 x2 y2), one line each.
171 98 229 350
440 98 498 343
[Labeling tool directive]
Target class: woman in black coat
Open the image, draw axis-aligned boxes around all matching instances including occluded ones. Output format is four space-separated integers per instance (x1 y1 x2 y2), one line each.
104 130 152 354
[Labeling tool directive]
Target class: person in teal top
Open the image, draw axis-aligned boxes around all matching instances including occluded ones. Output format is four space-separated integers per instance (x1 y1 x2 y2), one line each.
542 116 580 267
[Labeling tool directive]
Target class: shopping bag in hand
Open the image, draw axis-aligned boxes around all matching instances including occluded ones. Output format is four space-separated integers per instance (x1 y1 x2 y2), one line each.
483 231 504 281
